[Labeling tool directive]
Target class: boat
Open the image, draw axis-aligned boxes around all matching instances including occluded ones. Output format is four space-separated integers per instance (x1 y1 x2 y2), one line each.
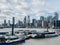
42 21 59 38
15 30 30 40
29 32 45 39
0 17 26 45
0 35 25 45
0 32 8 35
24 30 31 35
30 21 59 39
30 30 37 34
0 26 4 29
42 31 58 38
30 31 58 39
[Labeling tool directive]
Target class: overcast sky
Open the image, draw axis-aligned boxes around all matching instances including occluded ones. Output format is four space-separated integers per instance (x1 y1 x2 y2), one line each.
0 0 60 24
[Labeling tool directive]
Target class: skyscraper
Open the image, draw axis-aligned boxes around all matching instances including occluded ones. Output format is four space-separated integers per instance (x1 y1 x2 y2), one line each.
53 12 59 28
32 19 37 28
4 19 7 28
47 16 52 23
37 20 42 28
8 20 11 27
17 20 23 27
24 16 26 27
40 16 45 28
51 12 59 28
27 16 30 27
54 12 58 21
40 16 44 21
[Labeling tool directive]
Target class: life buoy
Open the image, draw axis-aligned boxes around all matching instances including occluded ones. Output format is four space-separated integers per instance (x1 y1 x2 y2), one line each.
30 34 32 38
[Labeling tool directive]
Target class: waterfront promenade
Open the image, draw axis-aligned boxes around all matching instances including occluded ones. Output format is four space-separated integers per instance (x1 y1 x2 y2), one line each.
0 28 59 32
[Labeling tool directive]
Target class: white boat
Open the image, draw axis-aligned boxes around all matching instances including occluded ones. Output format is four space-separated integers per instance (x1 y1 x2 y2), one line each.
0 35 25 45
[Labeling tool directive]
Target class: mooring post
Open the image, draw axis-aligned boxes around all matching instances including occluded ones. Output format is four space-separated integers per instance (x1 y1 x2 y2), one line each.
12 17 15 35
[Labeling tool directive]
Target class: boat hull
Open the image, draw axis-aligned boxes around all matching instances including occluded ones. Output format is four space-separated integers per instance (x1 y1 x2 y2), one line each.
45 34 58 38
0 38 25 45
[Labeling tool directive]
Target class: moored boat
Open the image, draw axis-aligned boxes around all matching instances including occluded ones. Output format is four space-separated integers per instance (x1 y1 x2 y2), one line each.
0 35 25 45
0 17 25 45
43 31 58 38
28 31 59 39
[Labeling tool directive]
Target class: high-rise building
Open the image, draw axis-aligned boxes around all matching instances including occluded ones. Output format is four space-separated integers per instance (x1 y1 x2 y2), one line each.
54 20 60 29
8 20 11 27
17 20 23 27
4 19 7 28
27 16 30 27
53 12 58 21
40 16 44 21
28 16 30 23
24 16 26 27
37 20 42 28
50 12 59 28
40 16 45 28
46 16 52 28
54 12 58 20
47 16 52 23
32 19 37 28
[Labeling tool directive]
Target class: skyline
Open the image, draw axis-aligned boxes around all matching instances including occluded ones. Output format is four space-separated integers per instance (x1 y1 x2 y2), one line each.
0 0 60 24
2 14 58 25
1 15 59 28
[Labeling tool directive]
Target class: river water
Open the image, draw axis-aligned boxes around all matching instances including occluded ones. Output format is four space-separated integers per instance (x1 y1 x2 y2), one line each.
0 28 60 45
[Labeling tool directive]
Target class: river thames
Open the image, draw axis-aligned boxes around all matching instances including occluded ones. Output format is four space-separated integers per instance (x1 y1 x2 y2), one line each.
0 28 60 45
